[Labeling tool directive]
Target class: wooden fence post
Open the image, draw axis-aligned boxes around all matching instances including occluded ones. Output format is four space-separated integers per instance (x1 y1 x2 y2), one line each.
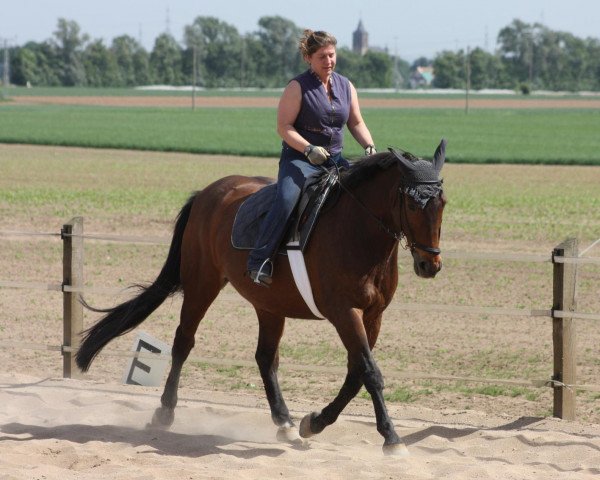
62 217 84 379
552 237 578 420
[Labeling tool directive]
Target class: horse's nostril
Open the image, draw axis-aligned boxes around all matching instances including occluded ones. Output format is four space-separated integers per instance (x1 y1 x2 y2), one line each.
419 261 427 271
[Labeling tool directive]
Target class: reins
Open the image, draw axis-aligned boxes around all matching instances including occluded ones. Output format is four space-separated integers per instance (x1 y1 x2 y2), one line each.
328 165 442 256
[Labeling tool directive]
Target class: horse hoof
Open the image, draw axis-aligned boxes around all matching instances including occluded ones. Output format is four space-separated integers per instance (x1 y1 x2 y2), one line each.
148 406 175 429
276 425 306 447
382 442 410 457
299 412 318 438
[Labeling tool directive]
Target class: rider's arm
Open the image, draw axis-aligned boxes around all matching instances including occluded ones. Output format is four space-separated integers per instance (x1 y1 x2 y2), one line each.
346 82 375 150
277 80 310 153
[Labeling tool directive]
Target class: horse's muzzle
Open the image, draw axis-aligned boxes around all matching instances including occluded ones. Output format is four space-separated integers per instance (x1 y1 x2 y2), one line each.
412 252 442 278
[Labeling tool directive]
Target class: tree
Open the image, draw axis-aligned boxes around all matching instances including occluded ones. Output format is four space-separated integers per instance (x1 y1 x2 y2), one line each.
241 34 270 87
183 16 242 87
357 51 393 87
132 46 152 86
150 33 183 85
587 38 600 91
432 50 465 88
11 41 61 86
336 48 396 88
83 39 119 87
336 47 361 82
255 16 303 86
468 47 507 89
497 19 600 91
52 18 88 86
111 35 149 86
10 46 37 86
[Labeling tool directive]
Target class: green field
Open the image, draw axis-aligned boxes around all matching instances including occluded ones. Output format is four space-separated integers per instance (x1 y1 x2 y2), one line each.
1 103 599 164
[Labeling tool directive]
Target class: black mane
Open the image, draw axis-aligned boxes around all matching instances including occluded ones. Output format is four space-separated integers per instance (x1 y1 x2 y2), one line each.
339 151 399 190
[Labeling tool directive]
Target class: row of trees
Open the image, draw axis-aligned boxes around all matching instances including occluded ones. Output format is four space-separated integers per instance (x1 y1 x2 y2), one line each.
5 17 600 91
433 19 600 91
7 16 397 89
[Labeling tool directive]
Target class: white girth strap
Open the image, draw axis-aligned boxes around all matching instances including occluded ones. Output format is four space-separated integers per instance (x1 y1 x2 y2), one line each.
286 241 325 319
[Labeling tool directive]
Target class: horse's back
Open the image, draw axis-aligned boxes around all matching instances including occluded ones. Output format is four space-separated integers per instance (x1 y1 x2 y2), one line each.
180 175 272 276
188 175 272 219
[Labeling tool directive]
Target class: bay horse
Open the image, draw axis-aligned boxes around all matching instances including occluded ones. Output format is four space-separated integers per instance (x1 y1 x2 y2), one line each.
76 139 447 455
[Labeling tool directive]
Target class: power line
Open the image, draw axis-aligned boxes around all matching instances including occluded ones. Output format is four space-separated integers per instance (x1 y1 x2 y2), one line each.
0 37 17 95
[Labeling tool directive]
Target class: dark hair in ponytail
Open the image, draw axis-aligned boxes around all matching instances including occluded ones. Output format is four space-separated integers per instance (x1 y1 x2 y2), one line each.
299 29 337 58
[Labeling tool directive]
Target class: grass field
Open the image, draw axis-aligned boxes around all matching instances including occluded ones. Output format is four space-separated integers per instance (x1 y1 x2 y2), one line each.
1 103 600 164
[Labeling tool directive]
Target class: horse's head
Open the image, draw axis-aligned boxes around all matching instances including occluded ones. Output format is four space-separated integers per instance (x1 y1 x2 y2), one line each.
391 139 447 278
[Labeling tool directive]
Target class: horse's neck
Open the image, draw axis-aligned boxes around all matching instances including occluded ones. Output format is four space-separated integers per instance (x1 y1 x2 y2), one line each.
334 170 401 299
338 169 401 256
354 168 401 229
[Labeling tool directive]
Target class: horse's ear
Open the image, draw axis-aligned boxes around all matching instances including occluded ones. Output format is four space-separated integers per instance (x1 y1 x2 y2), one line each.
388 147 417 173
433 139 447 173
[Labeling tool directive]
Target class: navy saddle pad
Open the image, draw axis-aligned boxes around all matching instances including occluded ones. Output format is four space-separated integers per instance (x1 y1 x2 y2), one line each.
231 170 338 253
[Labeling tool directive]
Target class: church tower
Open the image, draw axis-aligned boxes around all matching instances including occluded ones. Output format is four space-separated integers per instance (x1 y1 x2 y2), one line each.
352 20 369 55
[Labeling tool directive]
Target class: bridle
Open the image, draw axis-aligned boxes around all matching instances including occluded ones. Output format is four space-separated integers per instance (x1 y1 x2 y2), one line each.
397 179 442 256
334 169 442 256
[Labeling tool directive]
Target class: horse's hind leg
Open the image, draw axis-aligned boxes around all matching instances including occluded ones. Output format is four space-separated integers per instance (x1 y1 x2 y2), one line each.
254 309 299 443
151 274 224 428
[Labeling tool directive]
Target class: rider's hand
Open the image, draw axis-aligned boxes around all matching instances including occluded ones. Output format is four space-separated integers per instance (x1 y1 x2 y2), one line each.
304 145 330 165
364 144 377 156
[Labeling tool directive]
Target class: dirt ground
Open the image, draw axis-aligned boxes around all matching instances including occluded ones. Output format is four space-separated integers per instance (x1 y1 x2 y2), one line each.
10 95 600 109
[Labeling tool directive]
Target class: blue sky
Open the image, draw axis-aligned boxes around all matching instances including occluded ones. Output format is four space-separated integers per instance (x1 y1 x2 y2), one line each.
2 0 598 61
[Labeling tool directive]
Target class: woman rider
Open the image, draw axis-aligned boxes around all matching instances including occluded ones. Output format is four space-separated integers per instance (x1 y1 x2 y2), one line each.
247 29 377 286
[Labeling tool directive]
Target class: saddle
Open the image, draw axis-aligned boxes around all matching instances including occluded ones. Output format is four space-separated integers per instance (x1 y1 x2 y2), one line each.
231 168 339 254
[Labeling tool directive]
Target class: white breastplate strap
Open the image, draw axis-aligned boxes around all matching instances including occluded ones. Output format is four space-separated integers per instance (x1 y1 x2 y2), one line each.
286 241 325 319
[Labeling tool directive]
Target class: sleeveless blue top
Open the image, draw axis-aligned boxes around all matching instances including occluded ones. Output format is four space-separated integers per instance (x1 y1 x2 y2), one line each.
286 69 352 155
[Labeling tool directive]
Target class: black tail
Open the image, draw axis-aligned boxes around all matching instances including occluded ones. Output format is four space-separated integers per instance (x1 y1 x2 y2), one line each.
76 193 197 372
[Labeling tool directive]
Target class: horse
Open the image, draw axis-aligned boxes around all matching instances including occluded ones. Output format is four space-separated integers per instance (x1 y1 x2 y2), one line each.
76 139 447 455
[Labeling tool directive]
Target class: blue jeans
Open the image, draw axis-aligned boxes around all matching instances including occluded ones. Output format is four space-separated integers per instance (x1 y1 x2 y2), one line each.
247 145 349 274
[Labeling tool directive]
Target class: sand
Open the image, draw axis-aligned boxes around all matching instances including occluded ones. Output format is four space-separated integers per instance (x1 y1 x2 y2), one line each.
1 371 599 479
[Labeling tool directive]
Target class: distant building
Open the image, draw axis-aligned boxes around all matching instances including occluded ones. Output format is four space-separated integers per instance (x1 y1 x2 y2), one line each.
410 66 435 88
352 20 368 55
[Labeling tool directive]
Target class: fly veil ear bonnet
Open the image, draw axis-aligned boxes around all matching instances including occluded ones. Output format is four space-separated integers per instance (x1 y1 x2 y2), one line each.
388 139 446 208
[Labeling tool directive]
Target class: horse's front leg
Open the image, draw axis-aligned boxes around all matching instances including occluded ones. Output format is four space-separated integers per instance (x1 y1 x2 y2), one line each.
299 308 407 456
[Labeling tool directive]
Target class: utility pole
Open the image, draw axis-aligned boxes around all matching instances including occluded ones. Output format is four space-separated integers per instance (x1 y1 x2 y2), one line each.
240 37 245 89
192 45 197 111
465 46 471 114
1 37 14 99
2 39 9 87
393 36 401 92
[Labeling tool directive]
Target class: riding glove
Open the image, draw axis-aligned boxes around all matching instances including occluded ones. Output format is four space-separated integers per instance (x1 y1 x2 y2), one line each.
365 144 377 156
304 145 330 165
